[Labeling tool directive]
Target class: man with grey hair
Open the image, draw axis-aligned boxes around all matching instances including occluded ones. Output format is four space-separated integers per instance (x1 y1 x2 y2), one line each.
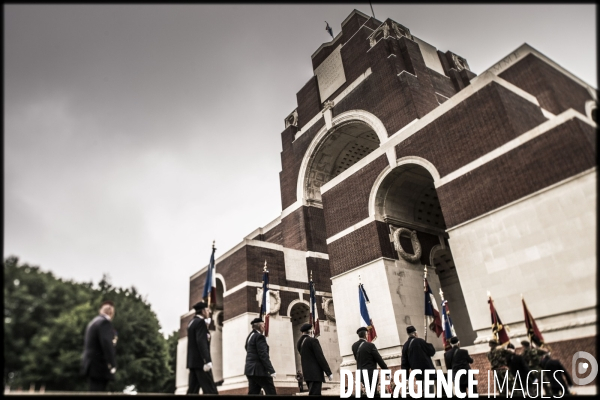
81 300 117 392
444 336 474 393
244 317 277 395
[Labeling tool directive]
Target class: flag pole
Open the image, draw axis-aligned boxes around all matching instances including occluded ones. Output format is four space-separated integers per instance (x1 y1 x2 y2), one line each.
208 240 215 309
369 1 375 19
424 265 428 341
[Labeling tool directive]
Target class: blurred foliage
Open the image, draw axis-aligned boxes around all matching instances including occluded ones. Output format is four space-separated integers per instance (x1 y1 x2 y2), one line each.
4 256 178 393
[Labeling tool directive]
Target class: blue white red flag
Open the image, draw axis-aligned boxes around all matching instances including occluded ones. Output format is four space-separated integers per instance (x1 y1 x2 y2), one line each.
325 21 334 39
441 299 457 347
424 279 443 337
201 244 217 307
359 283 377 342
309 277 320 337
260 266 270 337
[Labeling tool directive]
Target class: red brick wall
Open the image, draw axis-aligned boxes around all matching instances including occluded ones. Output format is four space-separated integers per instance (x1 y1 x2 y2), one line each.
395 81 548 178
327 221 395 276
322 155 388 238
500 53 593 116
438 118 596 228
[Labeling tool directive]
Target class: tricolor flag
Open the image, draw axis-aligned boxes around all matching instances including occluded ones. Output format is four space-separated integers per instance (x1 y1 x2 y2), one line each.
309 273 320 338
259 263 270 337
522 296 544 347
441 299 457 347
424 279 443 337
488 293 510 346
325 21 333 39
201 243 217 307
359 283 377 342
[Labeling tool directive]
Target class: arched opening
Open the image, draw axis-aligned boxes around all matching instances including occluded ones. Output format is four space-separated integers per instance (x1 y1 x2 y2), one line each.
289 302 310 374
375 163 475 346
305 121 380 204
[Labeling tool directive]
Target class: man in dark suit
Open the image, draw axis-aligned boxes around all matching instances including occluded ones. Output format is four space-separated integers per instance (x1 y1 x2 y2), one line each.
244 317 277 395
81 300 117 391
401 326 436 395
296 323 333 395
444 336 474 394
540 353 573 397
505 343 531 394
186 301 218 395
352 327 388 393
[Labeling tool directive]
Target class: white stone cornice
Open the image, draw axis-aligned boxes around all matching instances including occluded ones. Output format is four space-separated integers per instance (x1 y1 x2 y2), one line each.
223 280 331 298
325 217 375 245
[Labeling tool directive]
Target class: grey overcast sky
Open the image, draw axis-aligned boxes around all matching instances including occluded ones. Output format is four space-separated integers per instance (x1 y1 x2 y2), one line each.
4 4 596 335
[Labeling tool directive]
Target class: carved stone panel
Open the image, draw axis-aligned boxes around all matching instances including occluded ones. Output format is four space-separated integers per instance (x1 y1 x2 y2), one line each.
321 297 336 322
390 225 422 263
451 53 470 71
314 45 346 103
256 288 281 315
285 109 298 128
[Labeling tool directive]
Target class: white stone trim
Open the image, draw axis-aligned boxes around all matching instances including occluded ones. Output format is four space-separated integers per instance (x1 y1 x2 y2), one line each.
486 43 597 93
329 256 395 281
296 109 388 203
541 108 555 119
280 200 304 219
294 69 375 141
215 273 226 293
446 167 596 232
286 299 310 317
223 280 332 298
306 251 329 260
585 99 597 122
325 217 374 245
436 109 594 188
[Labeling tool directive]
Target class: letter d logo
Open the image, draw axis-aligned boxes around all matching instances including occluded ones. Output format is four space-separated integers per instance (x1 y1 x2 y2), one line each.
572 351 598 385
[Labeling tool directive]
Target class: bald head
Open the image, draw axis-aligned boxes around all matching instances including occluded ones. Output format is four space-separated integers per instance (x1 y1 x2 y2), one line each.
100 303 115 320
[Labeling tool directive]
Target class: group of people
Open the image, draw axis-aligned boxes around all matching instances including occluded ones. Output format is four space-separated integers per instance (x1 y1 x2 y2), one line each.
487 339 573 397
80 300 575 397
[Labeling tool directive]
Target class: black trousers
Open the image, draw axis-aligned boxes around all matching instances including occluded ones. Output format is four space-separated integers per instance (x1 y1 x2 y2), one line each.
307 381 322 396
247 375 277 395
297 381 304 392
88 377 108 392
187 368 219 395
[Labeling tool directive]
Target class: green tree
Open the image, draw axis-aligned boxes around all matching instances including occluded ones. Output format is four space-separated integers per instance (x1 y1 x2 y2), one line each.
4 256 172 393
162 330 179 393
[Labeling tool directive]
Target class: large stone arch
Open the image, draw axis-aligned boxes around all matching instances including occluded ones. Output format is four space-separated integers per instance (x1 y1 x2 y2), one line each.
369 159 475 346
296 110 388 205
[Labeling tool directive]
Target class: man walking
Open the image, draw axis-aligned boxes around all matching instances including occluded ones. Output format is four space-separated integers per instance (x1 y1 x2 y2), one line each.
186 301 218 395
244 317 277 395
352 327 388 393
444 336 474 394
400 326 436 395
81 300 117 392
540 352 573 397
296 323 333 395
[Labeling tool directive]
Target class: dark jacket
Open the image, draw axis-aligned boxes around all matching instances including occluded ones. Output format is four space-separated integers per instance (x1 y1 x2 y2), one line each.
244 329 275 376
401 336 436 373
187 315 211 369
507 352 530 381
540 357 573 392
297 335 332 382
444 347 473 385
352 339 388 374
81 315 117 380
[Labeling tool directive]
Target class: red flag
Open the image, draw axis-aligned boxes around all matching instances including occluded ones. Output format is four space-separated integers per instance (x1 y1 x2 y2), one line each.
522 297 544 347
488 295 510 345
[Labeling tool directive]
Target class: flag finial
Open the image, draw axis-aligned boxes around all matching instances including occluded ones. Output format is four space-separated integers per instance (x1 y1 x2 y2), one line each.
310 270 313 282
487 290 491 298
264 260 267 272
439 288 445 301
212 240 215 249
521 293 524 299
424 265 428 279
